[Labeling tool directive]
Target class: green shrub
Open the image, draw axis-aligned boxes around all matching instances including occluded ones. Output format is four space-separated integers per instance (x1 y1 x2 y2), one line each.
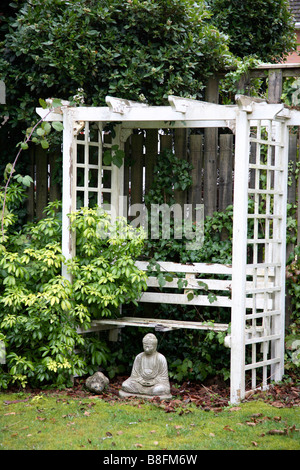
0 179 147 389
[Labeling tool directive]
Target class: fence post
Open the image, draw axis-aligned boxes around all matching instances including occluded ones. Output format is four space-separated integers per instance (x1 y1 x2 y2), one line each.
268 69 283 104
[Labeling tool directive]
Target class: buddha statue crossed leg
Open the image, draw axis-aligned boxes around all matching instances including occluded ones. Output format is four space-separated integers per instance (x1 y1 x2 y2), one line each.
119 333 172 399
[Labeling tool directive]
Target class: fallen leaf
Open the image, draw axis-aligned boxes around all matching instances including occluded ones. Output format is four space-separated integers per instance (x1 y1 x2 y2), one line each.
4 412 16 416
116 431 124 435
209 432 215 437
229 407 241 412
135 443 143 448
106 431 113 437
174 425 183 430
271 401 284 408
150 430 156 434
36 416 46 421
251 441 258 447
267 429 286 435
246 422 256 427
4 399 29 405
273 416 282 421
84 411 90 416
153 441 159 445
10 433 18 437
224 425 235 432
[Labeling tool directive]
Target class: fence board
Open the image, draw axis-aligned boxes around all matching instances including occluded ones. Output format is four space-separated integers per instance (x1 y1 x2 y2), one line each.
203 128 218 217
174 128 188 206
189 134 203 219
35 146 48 219
130 133 144 206
49 150 61 203
144 129 158 194
26 149 35 221
218 134 233 211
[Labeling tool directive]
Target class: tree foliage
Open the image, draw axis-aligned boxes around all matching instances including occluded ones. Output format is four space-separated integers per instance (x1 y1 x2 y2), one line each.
0 0 233 113
207 0 296 62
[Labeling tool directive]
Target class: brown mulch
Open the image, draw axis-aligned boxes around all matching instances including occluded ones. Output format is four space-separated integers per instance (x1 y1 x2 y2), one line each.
3 373 299 412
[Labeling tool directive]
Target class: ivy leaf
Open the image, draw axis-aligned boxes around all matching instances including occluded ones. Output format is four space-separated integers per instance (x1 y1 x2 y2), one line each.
112 153 124 168
51 122 64 132
39 98 47 109
36 128 46 136
40 139 49 149
22 175 33 187
208 293 217 304
103 150 112 166
157 273 166 288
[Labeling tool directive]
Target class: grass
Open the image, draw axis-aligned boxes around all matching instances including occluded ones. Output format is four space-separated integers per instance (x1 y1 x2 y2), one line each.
0 391 299 451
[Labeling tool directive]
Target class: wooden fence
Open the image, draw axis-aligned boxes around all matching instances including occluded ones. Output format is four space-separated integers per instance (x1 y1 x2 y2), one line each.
123 128 234 219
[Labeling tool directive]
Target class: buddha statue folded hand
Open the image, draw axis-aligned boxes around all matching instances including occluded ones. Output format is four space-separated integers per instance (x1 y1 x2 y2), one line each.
119 333 172 400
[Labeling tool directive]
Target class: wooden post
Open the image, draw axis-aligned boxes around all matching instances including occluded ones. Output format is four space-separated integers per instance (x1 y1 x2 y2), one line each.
268 69 283 104
61 108 76 282
231 109 249 404
204 77 219 217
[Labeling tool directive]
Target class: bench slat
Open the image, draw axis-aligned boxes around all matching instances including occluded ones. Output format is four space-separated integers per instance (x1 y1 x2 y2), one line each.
90 316 229 332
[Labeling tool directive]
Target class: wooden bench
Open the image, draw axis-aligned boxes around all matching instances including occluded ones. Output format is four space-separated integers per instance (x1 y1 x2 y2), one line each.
78 261 276 340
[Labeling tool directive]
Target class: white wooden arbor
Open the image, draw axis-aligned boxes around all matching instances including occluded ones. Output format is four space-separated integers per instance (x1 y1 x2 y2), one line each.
37 95 300 403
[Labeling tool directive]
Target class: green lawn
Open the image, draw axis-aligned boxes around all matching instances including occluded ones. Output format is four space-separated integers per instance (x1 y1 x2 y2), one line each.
0 392 299 451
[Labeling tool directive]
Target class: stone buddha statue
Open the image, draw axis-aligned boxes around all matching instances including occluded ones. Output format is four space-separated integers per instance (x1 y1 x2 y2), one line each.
119 333 172 399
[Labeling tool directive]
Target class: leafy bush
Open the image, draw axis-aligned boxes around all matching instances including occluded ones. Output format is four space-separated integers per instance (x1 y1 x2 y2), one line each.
0 0 234 123
0 180 147 389
207 0 296 62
